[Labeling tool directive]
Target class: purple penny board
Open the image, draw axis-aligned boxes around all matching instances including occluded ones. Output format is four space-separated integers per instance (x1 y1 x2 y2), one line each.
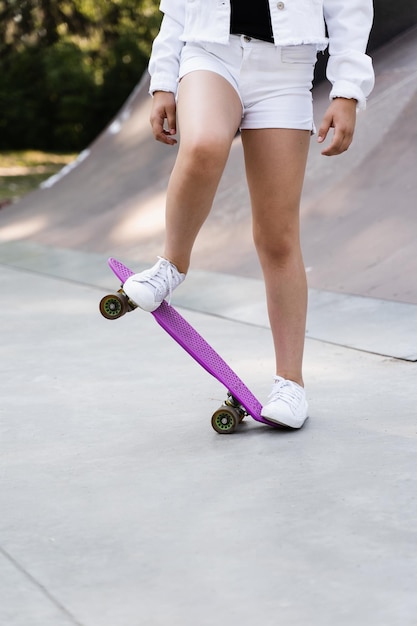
107 258 276 430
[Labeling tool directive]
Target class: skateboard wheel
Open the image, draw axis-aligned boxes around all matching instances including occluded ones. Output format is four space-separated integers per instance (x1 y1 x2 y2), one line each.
211 406 239 434
99 293 128 319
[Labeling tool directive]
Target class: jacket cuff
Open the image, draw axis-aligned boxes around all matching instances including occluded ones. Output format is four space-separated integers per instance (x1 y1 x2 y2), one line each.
149 74 178 96
326 51 374 111
329 81 367 110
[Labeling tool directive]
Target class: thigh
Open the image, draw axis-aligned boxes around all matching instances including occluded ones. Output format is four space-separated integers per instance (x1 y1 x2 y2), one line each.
177 70 243 150
241 128 310 233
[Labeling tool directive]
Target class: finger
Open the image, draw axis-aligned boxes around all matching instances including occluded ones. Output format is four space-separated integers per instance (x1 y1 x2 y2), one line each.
150 111 177 145
166 104 177 137
149 108 163 137
161 130 178 146
317 114 332 145
321 130 343 156
158 130 177 145
321 126 353 156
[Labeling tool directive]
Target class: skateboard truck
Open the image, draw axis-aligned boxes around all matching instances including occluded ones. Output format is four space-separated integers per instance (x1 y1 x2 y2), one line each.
99 289 136 320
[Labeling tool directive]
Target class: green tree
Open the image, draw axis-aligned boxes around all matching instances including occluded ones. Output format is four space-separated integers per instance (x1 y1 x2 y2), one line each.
0 0 94 53
0 0 161 151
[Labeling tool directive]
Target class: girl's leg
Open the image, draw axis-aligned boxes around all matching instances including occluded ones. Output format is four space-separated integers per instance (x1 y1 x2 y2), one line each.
163 71 243 273
123 70 242 312
241 128 310 387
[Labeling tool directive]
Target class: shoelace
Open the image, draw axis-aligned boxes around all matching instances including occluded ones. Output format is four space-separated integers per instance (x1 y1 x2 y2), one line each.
268 377 304 413
133 257 176 304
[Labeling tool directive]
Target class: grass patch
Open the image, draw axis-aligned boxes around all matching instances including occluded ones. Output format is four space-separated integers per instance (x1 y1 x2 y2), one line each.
0 150 77 203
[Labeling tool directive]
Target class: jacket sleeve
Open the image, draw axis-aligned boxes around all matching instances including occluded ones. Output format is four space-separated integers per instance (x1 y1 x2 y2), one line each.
323 0 375 109
148 0 186 95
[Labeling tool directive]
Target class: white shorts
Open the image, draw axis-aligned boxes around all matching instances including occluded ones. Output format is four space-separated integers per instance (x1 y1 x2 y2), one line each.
179 35 317 131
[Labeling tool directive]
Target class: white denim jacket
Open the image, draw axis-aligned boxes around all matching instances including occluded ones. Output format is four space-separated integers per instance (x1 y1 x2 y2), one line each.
149 0 375 109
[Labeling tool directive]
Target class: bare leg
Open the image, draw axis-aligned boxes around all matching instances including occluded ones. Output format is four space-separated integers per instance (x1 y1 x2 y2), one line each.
163 71 242 273
241 128 310 386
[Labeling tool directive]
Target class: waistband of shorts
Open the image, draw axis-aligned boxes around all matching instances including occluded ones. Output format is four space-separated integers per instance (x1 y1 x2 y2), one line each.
230 33 275 46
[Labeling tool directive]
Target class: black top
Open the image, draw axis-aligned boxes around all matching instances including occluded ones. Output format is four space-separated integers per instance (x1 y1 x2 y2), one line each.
230 0 274 43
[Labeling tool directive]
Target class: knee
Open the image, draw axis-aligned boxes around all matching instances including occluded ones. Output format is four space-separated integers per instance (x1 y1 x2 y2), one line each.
253 223 298 267
181 134 229 175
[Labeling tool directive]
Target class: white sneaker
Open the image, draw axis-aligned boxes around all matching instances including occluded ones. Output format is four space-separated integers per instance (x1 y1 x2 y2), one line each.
123 257 185 312
261 376 308 429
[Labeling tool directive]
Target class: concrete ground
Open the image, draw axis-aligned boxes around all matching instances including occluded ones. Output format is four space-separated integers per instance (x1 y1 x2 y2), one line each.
1 244 416 626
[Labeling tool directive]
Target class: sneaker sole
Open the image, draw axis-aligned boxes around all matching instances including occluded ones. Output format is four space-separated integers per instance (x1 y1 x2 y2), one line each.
260 412 309 429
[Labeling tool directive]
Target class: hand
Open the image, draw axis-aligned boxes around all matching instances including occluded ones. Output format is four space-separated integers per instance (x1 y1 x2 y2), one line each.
149 91 177 145
317 97 357 156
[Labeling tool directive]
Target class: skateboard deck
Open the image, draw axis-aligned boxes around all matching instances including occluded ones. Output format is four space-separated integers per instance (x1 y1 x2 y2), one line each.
100 258 276 433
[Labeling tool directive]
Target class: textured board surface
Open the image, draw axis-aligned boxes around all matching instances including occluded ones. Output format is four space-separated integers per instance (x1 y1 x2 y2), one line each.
108 258 265 423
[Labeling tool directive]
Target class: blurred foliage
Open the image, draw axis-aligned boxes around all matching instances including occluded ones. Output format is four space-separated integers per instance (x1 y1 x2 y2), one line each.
0 0 161 151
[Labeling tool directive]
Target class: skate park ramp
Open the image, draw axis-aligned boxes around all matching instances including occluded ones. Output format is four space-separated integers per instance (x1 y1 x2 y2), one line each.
1 25 417 359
